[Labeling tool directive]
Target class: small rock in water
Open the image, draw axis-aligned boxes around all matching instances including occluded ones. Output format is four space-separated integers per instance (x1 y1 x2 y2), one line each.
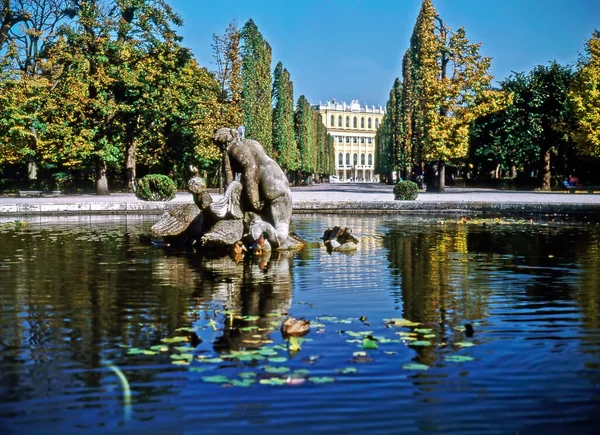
465 324 474 337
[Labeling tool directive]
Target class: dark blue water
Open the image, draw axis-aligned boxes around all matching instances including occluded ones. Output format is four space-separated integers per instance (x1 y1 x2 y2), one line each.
0 215 599 434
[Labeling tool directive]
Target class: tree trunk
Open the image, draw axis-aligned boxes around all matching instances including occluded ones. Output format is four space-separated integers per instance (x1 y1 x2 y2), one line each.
125 137 136 192
96 160 110 195
541 149 551 191
510 166 516 179
426 161 445 193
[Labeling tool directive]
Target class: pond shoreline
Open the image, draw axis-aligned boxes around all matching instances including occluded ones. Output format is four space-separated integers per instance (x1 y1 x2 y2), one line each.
1 184 600 217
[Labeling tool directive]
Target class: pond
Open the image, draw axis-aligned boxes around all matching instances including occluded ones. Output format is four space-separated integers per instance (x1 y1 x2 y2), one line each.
0 214 599 434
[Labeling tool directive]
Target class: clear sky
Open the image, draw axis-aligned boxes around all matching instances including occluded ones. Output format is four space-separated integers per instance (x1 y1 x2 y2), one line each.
169 0 599 108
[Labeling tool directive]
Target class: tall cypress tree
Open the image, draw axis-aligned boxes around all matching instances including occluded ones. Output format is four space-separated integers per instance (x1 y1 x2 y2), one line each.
272 61 295 170
294 95 314 175
240 19 272 153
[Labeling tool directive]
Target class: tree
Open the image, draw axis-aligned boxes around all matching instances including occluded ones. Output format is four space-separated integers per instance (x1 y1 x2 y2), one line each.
272 61 295 171
294 95 314 176
403 0 508 192
212 20 243 128
570 30 600 158
240 19 272 153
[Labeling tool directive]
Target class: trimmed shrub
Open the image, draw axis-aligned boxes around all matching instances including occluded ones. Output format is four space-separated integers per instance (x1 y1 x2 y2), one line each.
135 174 177 201
393 180 419 200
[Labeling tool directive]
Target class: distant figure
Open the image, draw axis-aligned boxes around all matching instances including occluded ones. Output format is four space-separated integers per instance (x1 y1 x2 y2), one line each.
237 125 246 140
568 174 579 186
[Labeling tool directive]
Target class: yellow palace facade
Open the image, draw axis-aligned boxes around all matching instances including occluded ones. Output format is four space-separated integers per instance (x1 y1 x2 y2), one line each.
313 100 385 182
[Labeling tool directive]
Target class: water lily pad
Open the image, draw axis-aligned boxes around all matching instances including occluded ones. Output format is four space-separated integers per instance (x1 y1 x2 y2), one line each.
409 340 432 346
240 326 259 332
140 349 157 355
259 378 287 385
415 328 432 333
202 375 230 383
170 353 194 361
309 376 335 384
231 379 255 387
338 367 358 374
455 342 475 348
363 337 379 350
444 355 474 363
238 372 257 379
403 363 429 371
258 348 278 356
150 345 169 352
197 357 224 363
171 360 190 366
424 334 436 339
175 327 195 332
353 351 367 357
268 357 287 363
127 348 143 355
242 315 260 321
346 339 362 344
386 318 421 327
161 336 188 343
264 366 290 374
292 369 310 376
346 331 373 337
175 346 191 353
189 366 208 373
453 326 466 332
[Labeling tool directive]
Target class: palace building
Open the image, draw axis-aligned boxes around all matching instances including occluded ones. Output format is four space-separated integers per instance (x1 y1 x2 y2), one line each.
313 100 385 182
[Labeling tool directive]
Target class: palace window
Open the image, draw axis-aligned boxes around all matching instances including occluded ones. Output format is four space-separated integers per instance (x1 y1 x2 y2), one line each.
353 137 357 143
353 117 357 128
346 116 350 127
361 137 365 144
346 136 350 143
331 115 335 127
375 118 379 129
368 118 372 129
361 153 365 165
338 116 342 127
361 118 365 129
353 153 358 166
368 154 373 165
338 153 343 166
346 153 350 165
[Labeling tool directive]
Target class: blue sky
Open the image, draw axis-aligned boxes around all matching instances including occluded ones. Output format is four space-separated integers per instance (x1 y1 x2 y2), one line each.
169 0 599 108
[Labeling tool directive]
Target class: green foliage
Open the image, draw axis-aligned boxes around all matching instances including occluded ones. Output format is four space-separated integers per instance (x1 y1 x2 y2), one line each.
294 95 315 173
393 180 419 200
135 174 176 201
240 19 272 153
272 61 296 169
570 30 600 157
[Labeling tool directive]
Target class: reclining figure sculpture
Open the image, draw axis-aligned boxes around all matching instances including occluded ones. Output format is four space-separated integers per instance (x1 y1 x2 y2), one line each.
151 127 303 252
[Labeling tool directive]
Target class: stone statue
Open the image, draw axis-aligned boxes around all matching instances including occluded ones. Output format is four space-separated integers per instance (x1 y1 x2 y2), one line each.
213 127 292 248
150 128 303 253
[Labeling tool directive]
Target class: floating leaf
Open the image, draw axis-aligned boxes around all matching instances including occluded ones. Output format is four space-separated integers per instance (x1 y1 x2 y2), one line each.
268 357 287 363
424 334 436 339
240 326 259 332
127 348 143 355
140 350 157 355
453 326 466 332
258 348 277 356
202 375 230 383
338 367 358 374
410 341 432 347
363 337 379 350
231 379 255 387
445 355 474 363
242 315 260 321
175 327 195 332
150 345 168 352
353 351 367 357
309 376 335 384
170 353 194 361
171 360 190 366
175 346 191 353
386 318 421 327
189 366 208 373
161 336 188 343
264 366 290 374
259 378 287 385
415 328 432 333
455 342 475 348
197 357 224 363
238 372 257 379
292 369 310 376
347 330 373 337
403 363 429 371
346 339 362 344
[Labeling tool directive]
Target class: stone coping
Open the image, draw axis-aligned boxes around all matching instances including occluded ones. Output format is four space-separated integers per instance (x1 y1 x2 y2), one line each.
1 199 600 217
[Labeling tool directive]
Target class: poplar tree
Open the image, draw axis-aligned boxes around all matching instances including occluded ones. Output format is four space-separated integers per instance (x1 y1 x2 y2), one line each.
404 0 508 192
570 30 600 158
240 19 272 154
272 61 295 170
294 95 314 175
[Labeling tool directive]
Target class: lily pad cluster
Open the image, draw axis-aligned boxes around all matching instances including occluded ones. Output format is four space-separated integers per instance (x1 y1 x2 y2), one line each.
121 309 479 387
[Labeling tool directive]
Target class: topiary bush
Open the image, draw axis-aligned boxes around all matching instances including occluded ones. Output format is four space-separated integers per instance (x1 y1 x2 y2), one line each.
135 174 177 201
393 180 419 200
